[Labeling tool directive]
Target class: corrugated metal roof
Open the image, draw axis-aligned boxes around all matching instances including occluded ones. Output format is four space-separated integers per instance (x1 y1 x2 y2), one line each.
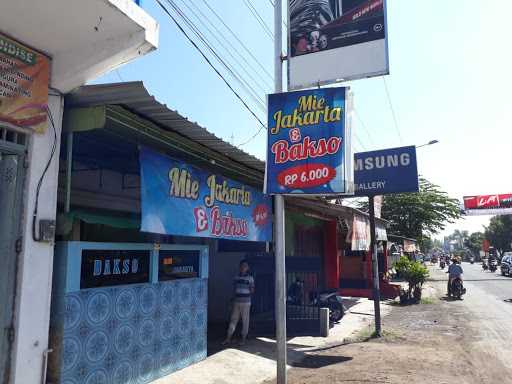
66 81 266 173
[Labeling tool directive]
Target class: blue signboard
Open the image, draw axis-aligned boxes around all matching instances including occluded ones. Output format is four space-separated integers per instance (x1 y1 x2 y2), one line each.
354 146 419 196
140 147 272 242
266 87 352 195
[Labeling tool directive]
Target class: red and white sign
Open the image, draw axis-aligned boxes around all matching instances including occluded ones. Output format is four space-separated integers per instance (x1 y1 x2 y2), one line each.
463 194 512 216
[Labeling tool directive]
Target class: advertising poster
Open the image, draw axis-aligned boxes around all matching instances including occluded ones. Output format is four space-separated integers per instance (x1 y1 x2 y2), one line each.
140 147 272 242
288 0 388 89
266 87 352 195
463 194 512 216
0 32 50 133
354 146 419 196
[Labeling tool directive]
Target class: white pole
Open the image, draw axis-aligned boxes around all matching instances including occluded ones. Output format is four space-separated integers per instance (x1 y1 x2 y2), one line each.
273 0 287 383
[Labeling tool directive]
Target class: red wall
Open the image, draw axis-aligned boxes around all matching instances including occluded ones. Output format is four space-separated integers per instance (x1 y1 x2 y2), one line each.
324 220 339 289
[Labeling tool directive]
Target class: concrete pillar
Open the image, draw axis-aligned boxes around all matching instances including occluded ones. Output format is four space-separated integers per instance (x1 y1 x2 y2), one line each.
320 308 330 337
11 93 64 384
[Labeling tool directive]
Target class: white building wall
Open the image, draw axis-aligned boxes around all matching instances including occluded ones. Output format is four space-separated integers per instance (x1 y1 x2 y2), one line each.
11 93 64 384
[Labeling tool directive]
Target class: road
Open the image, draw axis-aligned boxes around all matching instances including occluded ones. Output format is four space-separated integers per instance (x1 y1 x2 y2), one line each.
432 261 512 370
261 262 512 384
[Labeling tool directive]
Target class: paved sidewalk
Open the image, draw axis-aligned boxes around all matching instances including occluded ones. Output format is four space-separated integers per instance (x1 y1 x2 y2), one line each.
154 298 392 384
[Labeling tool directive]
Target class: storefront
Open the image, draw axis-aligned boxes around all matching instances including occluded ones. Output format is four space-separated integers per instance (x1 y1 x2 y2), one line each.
48 82 272 383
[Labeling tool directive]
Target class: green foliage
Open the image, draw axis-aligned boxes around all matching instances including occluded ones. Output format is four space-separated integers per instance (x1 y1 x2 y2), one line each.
485 216 512 256
359 178 461 242
464 231 484 256
394 256 411 278
406 261 429 289
395 256 429 301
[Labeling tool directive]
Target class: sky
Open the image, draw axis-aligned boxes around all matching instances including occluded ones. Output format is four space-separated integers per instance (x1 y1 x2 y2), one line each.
93 0 512 238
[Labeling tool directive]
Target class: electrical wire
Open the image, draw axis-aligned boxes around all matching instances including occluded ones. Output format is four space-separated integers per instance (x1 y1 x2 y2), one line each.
179 0 272 93
32 106 58 241
242 0 274 40
155 0 268 132
237 124 266 147
163 0 267 111
188 0 273 89
382 76 403 144
354 108 376 146
354 134 367 152
201 0 274 81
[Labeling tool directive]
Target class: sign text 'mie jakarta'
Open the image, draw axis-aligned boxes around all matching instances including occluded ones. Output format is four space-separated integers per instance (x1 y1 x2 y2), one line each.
266 87 352 195
140 147 273 242
354 145 419 196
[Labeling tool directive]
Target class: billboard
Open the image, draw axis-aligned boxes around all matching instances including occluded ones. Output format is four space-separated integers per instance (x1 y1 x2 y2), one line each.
288 0 389 89
353 146 419 196
463 194 512 216
266 86 353 195
139 147 273 242
0 32 50 133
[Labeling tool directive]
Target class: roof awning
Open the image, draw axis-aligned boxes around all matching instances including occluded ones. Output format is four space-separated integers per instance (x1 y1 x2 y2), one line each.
63 83 265 186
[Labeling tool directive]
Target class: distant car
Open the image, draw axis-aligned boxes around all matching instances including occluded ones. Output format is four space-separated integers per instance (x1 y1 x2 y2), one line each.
500 255 512 276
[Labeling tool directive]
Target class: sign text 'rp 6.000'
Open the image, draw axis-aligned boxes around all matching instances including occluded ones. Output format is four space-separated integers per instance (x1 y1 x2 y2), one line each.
266 87 352 195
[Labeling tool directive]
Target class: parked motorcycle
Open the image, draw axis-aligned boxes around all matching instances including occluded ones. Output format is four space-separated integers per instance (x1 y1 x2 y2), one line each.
449 277 466 300
470 257 475 264
482 261 489 271
287 282 346 323
489 259 498 272
440 260 446 269
309 290 346 323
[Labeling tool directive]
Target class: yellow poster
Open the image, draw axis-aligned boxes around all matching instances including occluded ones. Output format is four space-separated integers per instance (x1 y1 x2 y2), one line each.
0 32 50 134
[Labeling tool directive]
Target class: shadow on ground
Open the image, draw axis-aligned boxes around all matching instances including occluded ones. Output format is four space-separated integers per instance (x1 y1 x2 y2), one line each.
290 354 353 368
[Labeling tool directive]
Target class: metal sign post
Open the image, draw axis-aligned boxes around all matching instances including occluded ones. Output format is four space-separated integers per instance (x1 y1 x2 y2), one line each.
274 1 287 383
368 195 382 336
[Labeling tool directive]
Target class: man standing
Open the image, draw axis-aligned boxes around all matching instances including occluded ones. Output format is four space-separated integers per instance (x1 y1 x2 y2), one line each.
222 260 255 346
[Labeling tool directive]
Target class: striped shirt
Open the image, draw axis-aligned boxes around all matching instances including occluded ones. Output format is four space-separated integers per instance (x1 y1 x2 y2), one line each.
233 273 255 303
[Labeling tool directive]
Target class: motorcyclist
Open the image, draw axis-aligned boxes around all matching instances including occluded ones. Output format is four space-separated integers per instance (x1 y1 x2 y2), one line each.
447 257 463 296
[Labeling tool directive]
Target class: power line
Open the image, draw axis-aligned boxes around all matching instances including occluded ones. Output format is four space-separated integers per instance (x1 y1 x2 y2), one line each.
177 0 270 95
154 0 267 132
201 0 274 81
242 0 274 40
382 76 403 144
185 0 273 91
354 108 376 146
237 124 266 147
164 0 267 111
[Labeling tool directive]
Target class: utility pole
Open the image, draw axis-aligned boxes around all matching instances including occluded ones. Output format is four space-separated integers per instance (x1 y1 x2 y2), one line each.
273 0 287 383
368 195 382 336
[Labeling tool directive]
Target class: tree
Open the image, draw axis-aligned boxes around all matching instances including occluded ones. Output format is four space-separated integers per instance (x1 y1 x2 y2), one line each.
485 216 512 256
359 178 461 243
464 231 484 256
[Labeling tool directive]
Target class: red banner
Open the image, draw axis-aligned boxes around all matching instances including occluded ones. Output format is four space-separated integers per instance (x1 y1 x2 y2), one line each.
463 194 512 210
463 194 512 216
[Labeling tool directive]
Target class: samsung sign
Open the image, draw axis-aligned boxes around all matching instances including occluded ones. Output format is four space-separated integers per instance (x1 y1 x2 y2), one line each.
354 146 419 196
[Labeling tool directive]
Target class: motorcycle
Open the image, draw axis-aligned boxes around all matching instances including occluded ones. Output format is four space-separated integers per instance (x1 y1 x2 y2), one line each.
470 257 475 264
449 277 466 300
309 290 346 323
287 282 346 323
489 259 498 272
482 261 489 271
440 260 446 269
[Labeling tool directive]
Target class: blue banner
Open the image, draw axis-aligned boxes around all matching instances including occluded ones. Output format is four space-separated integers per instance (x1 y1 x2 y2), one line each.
354 146 419 196
140 148 272 242
266 87 351 194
